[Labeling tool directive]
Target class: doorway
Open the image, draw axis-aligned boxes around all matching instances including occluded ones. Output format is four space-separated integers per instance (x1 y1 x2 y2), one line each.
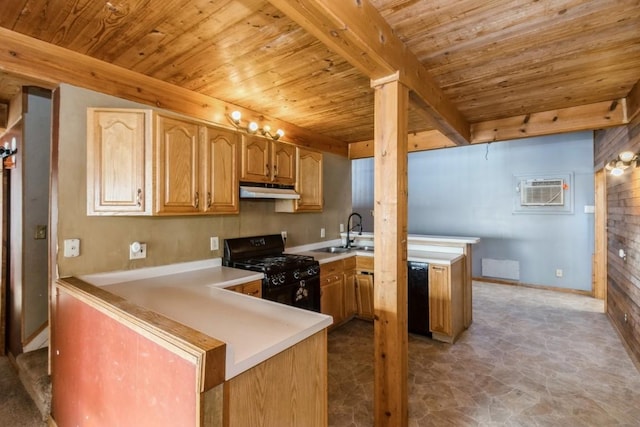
1 87 52 359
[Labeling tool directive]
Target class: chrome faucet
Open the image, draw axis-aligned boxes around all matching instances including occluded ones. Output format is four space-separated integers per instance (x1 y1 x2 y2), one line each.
346 212 363 248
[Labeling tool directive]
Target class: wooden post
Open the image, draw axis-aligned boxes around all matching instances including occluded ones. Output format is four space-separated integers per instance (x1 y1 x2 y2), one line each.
372 76 409 427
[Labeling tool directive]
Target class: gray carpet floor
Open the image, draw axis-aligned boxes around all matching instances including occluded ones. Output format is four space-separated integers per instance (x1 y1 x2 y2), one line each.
0 355 45 427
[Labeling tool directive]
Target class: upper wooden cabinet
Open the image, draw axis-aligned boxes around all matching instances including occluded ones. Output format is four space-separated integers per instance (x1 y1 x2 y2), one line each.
87 108 238 216
155 115 200 214
240 134 295 185
201 125 239 214
275 147 323 213
87 108 151 215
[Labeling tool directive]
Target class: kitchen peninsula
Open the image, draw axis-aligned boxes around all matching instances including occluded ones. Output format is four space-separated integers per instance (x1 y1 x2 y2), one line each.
289 232 479 343
52 259 331 427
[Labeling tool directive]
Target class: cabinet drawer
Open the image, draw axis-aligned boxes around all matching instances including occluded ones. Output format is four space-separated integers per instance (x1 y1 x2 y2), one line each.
356 256 374 271
343 256 356 270
321 273 342 287
320 260 343 278
226 280 262 298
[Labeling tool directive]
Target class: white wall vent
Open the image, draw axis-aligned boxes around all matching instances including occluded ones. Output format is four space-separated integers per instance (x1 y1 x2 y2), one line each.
520 178 564 206
482 258 520 281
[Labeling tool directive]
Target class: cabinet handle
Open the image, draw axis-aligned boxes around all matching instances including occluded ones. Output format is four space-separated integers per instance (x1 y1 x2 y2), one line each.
194 191 199 208
245 289 260 296
273 164 278 177
265 164 270 177
207 192 212 209
136 188 142 207
432 266 445 271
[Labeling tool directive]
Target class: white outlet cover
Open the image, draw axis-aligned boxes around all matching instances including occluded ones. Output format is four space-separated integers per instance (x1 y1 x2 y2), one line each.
210 236 219 251
129 242 147 260
64 239 80 257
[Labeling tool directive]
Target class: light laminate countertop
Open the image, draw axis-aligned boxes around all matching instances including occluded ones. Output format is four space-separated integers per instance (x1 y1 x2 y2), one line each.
79 259 332 381
287 232 478 265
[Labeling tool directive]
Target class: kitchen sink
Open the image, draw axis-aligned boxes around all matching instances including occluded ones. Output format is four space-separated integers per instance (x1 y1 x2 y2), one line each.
312 245 374 253
312 246 351 253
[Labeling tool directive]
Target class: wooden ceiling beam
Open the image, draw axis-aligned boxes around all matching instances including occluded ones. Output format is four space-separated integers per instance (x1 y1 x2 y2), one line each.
268 0 470 145
0 27 347 156
349 99 629 158
471 99 627 144
0 102 7 132
626 80 640 122
349 130 455 159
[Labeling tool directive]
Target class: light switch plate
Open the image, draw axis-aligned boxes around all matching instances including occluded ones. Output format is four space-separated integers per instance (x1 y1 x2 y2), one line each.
64 239 80 257
210 236 219 251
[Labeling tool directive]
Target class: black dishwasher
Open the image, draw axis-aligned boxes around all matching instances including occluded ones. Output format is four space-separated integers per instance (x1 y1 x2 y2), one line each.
408 261 431 337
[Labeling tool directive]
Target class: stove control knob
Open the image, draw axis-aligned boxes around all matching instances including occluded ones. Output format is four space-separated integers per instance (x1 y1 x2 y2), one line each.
271 277 279 286
294 270 301 279
308 266 318 276
279 275 286 283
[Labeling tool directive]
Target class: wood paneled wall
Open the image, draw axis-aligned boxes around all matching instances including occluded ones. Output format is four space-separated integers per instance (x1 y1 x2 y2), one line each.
594 113 640 368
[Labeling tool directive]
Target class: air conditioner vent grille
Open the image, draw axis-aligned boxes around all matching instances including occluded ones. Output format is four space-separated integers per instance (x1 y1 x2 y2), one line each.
520 179 564 206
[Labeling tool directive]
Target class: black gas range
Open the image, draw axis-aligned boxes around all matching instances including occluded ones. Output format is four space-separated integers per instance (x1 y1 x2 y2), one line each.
223 234 320 312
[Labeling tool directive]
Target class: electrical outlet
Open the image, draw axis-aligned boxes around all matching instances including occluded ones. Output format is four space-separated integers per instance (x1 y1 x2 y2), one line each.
320 228 325 238
555 269 563 278
129 242 147 260
64 239 80 257
281 231 287 240
210 236 219 251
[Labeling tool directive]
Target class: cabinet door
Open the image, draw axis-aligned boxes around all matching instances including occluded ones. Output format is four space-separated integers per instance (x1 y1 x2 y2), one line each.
321 275 344 326
344 269 358 318
429 264 451 335
87 109 150 214
355 273 374 320
201 125 239 214
295 148 323 211
271 141 295 185
240 135 270 183
155 115 200 214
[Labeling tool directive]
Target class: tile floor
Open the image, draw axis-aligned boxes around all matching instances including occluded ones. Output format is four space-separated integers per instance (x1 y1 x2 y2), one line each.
327 281 640 426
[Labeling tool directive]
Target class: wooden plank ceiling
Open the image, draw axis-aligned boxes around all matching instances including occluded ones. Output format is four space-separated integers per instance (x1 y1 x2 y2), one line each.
0 0 638 148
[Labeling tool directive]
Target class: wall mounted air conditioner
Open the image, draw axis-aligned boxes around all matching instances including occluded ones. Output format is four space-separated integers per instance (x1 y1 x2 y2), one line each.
520 178 564 206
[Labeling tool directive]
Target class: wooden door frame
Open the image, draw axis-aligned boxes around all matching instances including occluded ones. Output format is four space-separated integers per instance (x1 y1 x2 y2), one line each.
593 169 607 307
1 166 6 355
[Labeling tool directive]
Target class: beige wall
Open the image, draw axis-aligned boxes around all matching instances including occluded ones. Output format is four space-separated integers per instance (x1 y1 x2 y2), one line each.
56 84 351 277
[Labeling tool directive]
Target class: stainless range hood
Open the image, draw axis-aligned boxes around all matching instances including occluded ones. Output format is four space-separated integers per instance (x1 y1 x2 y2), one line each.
240 185 300 200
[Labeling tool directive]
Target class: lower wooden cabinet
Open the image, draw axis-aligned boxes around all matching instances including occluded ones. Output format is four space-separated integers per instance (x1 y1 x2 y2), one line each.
355 256 375 320
355 273 374 320
428 260 464 343
224 280 262 298
320 260 345 328
343 257 358 318
224 331 327 426
321 274 344 327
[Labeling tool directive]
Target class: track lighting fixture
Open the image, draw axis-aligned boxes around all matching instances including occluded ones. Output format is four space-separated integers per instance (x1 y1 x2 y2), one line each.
605 150 638 176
